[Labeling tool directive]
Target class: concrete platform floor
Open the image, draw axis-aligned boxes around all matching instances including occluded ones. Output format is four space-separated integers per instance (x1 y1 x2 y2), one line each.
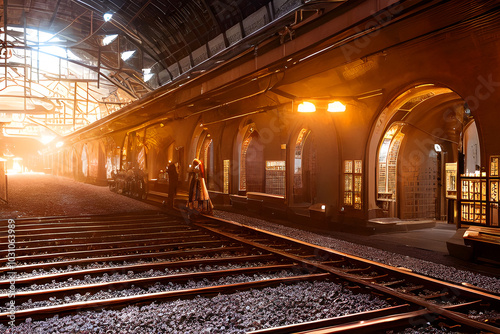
365 221 456 254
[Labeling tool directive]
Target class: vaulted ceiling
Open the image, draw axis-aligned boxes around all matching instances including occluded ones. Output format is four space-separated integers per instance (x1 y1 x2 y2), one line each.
0 0 304 141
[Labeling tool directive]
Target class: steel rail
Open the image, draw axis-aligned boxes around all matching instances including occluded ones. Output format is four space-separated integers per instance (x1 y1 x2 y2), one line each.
0 211 166 224
247 304 419 334
0 246 250 274
0 225 201 242
0 264 301 304
4 229 206 249
0 214 177 229
5 239 234 262
250 303 489 333
0 254 280 288
0 234 215 256
0 221 189 234
0 220 194 237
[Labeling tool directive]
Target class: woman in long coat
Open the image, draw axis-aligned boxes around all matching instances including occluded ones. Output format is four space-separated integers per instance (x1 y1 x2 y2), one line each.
187 159 213 217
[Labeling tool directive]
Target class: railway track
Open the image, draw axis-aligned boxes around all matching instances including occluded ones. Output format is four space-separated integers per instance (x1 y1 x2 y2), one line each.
194 215 500 333
0 212 498 333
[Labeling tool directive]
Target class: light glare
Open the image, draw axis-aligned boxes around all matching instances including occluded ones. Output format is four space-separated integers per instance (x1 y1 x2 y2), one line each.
143 68 153 81
40 135 56 145
103 12 113 22
297 101 316 113
327 101 346 112
102 34 118 46
121 50 136 61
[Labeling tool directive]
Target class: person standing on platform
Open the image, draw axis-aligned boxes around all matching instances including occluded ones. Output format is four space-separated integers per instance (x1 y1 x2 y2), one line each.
187 158 213 218
166 161 178 209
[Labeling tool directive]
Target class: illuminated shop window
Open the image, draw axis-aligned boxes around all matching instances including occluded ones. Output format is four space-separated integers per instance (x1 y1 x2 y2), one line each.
265 161 286 196
491 156 499 209
491 156 499 227
460 172 487 226
461 155 500 227
223 160 230 194
344 160 362 209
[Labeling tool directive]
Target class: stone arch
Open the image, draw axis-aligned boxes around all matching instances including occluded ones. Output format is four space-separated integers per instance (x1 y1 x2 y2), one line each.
367 83 472 221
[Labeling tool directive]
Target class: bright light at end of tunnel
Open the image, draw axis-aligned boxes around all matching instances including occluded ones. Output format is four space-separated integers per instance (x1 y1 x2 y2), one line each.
121 50 136 61
434 144 442 152
327 101 346 112
103 12 113 22
297 101 316 113
321 205 326 210
40 136 56 145
56 141 64 148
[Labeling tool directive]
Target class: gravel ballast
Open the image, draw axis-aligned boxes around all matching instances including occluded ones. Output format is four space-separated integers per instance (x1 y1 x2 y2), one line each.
0 281 391 333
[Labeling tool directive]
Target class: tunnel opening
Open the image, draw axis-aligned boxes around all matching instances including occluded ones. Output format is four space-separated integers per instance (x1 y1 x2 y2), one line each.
372 85 476 224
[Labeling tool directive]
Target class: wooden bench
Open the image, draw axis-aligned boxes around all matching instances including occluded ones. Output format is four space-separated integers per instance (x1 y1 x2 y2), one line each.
463 226 500 264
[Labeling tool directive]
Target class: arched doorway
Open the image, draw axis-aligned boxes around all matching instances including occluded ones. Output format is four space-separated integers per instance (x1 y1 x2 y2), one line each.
370 85 476 223
293 128 316 204
240 127 264 193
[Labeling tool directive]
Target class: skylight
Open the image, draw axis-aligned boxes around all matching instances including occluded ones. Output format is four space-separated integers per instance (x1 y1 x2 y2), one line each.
121 50 136 61
102 34 118 46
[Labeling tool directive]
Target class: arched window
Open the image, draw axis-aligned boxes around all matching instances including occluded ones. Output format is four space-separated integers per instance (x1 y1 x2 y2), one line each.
377 124 405 200
240 135 253 191
293 128 316 203
240 127 264 193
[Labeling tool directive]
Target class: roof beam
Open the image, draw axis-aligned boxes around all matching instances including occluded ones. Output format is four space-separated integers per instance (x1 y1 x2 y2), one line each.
48 0 63 29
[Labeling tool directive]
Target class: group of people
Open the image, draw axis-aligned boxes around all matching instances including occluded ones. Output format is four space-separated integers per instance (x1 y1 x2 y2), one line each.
166 158 213 218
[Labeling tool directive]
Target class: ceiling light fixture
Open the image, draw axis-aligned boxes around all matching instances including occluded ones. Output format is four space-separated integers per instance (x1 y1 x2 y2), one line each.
297 101 316 113
327 101 346 112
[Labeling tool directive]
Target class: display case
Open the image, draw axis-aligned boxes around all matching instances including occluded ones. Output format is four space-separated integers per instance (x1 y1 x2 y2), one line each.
460 176 487 225
265 161 286 196
459 156 500 227
344 160 362 209
489 156 499 226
